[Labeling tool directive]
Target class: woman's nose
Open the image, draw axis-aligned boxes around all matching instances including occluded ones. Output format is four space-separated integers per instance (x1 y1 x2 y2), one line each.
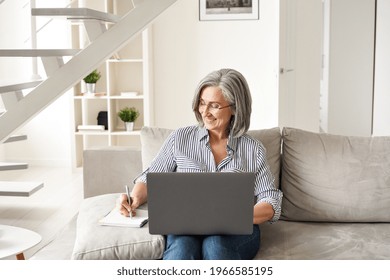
201 106 212 116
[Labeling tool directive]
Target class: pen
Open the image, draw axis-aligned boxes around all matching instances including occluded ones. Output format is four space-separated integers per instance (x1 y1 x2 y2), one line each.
125 185 133 218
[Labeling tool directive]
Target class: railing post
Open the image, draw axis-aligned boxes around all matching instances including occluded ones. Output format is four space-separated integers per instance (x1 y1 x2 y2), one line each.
30 0 41 80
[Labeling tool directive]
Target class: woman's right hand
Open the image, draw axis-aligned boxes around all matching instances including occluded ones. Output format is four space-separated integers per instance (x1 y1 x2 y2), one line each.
116 182 147 217
116 193 135 217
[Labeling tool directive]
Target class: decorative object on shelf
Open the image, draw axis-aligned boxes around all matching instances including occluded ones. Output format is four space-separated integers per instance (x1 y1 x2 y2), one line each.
117 107 140 132
199 0 259 21
97 111 108 130
120 91 139 97
83 69 101 93
77 125 105 132
94 92 106 97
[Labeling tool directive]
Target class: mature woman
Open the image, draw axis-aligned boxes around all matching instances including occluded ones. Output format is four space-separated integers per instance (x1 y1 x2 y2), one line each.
117 68 283 260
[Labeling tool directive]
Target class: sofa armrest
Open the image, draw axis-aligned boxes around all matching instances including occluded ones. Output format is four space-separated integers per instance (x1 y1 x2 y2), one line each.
83 147 142 198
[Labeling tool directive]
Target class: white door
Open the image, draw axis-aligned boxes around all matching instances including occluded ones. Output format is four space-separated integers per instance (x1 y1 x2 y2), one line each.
326 0 375 137
278 0 323 132
373 0 390 136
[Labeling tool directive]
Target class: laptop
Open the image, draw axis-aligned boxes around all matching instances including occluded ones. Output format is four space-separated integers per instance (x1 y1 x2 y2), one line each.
147 172 255 235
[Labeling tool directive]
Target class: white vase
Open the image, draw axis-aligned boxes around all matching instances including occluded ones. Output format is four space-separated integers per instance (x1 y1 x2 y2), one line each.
86 83 96 93
125 122 134 132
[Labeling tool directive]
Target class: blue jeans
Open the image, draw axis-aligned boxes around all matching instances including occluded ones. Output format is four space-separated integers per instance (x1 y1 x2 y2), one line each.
163 225 260 260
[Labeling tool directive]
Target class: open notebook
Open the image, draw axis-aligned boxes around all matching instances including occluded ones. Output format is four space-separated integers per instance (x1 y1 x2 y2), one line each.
99 208 148 228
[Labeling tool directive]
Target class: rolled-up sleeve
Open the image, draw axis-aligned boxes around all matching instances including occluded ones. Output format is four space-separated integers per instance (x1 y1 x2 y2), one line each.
254 143 283 223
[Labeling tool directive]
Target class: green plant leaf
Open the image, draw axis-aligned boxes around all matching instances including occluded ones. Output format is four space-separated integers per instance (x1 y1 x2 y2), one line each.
117 107 140 122
83 69 101 83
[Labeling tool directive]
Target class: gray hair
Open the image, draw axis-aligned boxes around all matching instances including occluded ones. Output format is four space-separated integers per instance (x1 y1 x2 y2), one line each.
192 68 252 137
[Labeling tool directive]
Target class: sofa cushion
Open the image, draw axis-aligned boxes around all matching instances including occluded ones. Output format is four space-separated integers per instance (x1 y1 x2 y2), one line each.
247 128 281 188
141 126 281 188
83 147 142 198
71 193 165 260
256 220 390 259
140 126 173 170
281 127 390 222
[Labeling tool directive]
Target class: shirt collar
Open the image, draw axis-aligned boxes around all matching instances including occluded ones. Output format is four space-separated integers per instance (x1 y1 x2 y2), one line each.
198 126 209 142
197 126 238 153
227 131 238 153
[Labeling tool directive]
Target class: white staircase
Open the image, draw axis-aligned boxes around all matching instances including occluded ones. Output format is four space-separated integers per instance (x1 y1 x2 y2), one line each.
0 0 178 195
0 134 37 197
0 0 178 143
31 7 121 41
0 162 28 171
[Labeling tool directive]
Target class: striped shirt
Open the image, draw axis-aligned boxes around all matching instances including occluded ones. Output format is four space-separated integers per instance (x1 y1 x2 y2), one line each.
136 125 283 222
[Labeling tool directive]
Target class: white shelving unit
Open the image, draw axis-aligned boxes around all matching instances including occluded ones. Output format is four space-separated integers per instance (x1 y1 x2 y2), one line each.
70 0 154 167
72 26 153 167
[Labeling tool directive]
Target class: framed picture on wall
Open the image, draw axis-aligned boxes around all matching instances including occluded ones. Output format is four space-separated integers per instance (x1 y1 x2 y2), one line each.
199 0 259 21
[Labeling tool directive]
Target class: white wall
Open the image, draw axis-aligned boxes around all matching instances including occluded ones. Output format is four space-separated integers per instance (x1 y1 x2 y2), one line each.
0 0 32 161
373 0 390 136
151 0 280 130
0 0 32 82
327 0 376 136
0 0 73 167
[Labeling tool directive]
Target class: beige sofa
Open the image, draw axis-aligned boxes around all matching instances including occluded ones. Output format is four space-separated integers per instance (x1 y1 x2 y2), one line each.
71 127 390 260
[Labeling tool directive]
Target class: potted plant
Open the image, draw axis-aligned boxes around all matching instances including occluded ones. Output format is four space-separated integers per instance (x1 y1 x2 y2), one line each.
83 69 101 93
117 106 140 131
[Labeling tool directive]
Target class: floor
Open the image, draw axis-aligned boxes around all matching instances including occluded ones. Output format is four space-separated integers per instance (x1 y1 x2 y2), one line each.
0 166 83 260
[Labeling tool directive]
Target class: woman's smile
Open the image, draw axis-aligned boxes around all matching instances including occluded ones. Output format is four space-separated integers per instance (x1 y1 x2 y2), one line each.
198 86 233 136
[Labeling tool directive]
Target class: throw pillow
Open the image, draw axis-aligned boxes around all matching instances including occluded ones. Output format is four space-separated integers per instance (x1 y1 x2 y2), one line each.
247 127 281 188
281 127 390 222
140 126 173 170
71 194 165 260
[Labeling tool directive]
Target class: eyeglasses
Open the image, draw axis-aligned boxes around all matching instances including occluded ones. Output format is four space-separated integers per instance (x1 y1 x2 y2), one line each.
198 101 232 114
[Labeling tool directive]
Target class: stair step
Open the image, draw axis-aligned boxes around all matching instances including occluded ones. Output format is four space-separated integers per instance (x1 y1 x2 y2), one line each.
0 162 28 171
3 135 27 143
0 80 42 94
0 181 44 196
0 49 80 57
32 8 121 23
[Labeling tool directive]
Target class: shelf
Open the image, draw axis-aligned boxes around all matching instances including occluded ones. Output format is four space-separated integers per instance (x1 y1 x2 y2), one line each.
109 95 143 100
75 131 110 136
107 59 143 63
72 23 152 167
74 94 108 99
111 130 141 136
74 94 143 100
